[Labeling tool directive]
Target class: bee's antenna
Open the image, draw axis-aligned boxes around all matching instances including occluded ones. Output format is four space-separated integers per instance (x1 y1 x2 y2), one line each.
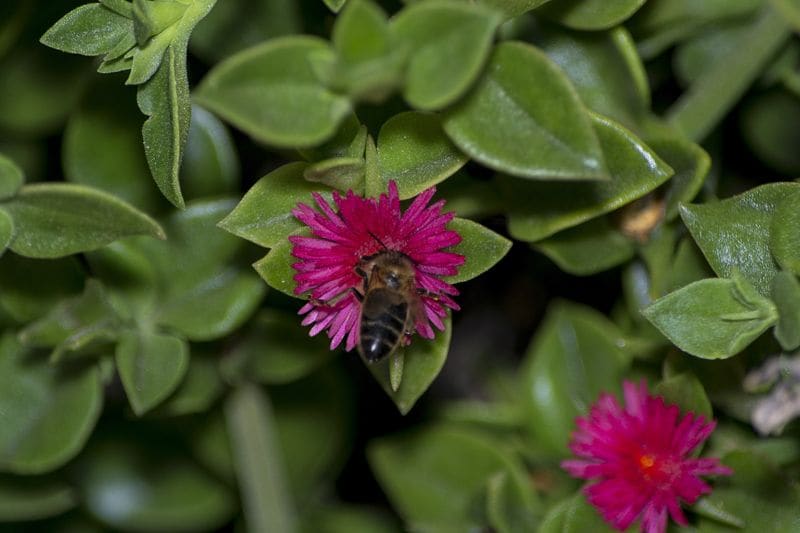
367 230 388 250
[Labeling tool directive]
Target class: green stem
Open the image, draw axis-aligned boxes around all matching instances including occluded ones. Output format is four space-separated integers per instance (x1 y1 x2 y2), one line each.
225 383 297 533
665 5 790 142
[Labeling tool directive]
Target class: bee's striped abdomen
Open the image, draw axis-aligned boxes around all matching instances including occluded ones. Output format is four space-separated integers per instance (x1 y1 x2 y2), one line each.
359 289 408 362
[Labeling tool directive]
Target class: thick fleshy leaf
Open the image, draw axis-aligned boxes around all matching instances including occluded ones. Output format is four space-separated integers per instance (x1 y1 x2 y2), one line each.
157 268 265 341
156 351 224 416
303 157 365 192
391 1 501 110
225 384 298 533
443 41 607 180
559 492 618 533
327 0 403 102
741 89 800 175
0 46 91 136
3 183 164 259
0 476 76 521
521 302 631 453
771 271 800 351
540 0 646 31
272 367 354 503
680 182 800 296
194 36 351 148
253 237 300 297
115 330 189 416
694 451 800 532
0 208 13 256
649 134 710 220
504 112 673 241
642 275 777 359
64 78 164 211
485 471 540 533
537 26 649 130
0 153 24 200
367 316 452 414
77 435 235 531
666 7 790 141
444 218 511 284
219 162 334 248
189 0 302 63
0 335 102 474
654 372 712 419
369 425 532 529
534 217 635 276
0 256 84 323
40 3 131 57
224 310 334 385
770 182 800 276
376 112 468 199
476 0 549 19
18 279 121 361
181 104 240 199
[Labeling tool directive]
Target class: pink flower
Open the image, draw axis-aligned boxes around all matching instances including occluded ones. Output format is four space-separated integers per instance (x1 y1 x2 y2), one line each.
289 181 464 355
561 380 732 533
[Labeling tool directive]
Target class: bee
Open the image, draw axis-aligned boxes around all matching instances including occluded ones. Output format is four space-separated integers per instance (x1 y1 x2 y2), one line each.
355 246 421 363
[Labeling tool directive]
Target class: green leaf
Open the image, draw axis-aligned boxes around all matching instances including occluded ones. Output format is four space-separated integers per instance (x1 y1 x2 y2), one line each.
0 153 24 200
18 279 121 361
392 1 501 110
653 372 713 420
137 45 189 208
0 47 90 136
376 112 468 199
195 36 352 148
476 0 549 19
85 241 159 319
642 275 778 359
770 181 800 276
560 492 618 533
533 217 635 276
0 475 77 522
443 41 607 180
666 6 791 141
3 183 164 259
40 3 132 57
537 26 649 131
180 104 240 199
115 330 189 416
485 471 540 533
0 256 84 323
132 0 188 45
157 268 265 341
649 134 710 221
225 384 298 533
369 425 530 529
272 367 354 503
328 0 402 102
324 0 348 13
504 112 673 241
741 88 800 175
367 315 452 414
304 157 365 192
254 236 300 297
225 310 334 385
771 271 800 351
694 451 800 532
219 162 334 248
156 351 224 417
0 207 13 257
0 334 102 474
540 0 646 31
64 77 164 212
680 182 800 295
302 505 399 533
78 435 235 531
521 302 631 453
444 218 511 284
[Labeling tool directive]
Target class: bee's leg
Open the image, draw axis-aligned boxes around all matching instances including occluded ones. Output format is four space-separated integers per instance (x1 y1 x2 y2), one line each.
350 287 364 302
415 288 440 301
355 266 369 292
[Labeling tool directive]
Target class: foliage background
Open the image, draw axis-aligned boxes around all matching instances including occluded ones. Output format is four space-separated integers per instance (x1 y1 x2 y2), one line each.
1 0 800 531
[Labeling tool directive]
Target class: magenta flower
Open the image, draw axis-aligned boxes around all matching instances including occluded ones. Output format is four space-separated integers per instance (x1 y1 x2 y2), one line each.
289 181 464 356
561 380 732 533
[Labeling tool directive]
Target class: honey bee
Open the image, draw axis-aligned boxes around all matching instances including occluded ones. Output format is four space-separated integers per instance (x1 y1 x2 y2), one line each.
355 248 421 362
